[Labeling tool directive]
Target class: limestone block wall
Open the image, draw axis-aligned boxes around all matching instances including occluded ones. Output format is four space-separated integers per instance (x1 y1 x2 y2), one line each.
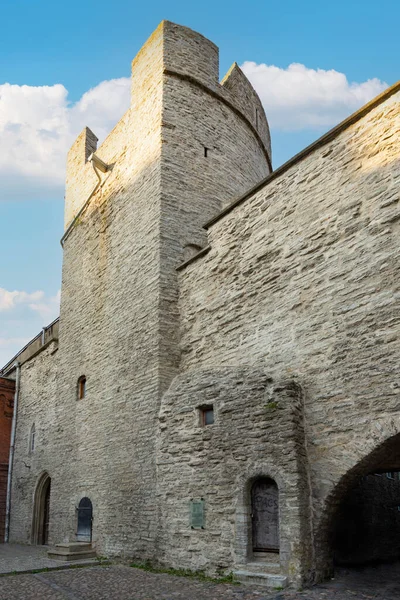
53 21 165 557
39 20 271 559
8 342 58 544
159 23 271 393
156 368 312 586
178 88 400 579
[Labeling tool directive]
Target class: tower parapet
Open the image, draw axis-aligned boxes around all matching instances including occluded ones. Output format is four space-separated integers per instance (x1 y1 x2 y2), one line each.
64 21 272 233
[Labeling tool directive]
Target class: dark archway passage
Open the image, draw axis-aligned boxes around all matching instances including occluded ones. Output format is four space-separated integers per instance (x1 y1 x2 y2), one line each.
77 497 92 542
325 432 400 573
333 471 400 565
32 472 51 545
251 477 280 553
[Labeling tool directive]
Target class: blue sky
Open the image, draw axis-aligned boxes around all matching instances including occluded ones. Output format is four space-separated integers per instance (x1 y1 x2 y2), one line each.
1 0 399 366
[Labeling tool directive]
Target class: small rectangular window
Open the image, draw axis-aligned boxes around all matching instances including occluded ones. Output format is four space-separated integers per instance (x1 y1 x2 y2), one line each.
200 406 214 426
204 147 208 158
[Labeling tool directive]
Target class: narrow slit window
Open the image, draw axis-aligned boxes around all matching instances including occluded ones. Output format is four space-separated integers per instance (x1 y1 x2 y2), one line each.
30 423 36 453
204 147 209 158
78 376 86 400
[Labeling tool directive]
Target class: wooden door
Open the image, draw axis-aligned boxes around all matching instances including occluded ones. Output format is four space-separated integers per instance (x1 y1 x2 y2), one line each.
251 478 279 552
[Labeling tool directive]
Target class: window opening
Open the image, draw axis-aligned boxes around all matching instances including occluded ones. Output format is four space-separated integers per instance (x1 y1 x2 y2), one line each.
204 147 209 158
200 405 214 426
78 376 86 400
30 423 36 453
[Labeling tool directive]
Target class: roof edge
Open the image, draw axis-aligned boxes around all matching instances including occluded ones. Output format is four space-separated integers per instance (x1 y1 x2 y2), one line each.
0 317 60 375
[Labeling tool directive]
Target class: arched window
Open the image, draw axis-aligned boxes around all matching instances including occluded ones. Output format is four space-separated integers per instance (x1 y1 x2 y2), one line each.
77 376 86 400
29 423 36 453
77 497 93 542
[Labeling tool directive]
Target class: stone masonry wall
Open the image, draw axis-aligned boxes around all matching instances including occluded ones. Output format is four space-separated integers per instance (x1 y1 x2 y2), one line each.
179 89 400 580
9 343 58 544
8 21 272 560
156 369 312 586
159 21 271 394
52 21 165 557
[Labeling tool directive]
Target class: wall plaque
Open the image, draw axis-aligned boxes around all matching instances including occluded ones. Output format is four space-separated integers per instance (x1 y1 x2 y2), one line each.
189 499 205 529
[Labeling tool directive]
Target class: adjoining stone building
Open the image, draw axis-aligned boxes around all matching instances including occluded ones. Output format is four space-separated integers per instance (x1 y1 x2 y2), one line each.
1 20 400 589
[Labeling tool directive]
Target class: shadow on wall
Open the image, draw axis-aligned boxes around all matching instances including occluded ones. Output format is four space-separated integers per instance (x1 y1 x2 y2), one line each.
316 431 400 579
333 472 400 565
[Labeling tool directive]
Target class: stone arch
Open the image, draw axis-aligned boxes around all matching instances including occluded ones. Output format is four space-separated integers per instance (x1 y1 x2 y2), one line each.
31 471 51 545
315 418 400 580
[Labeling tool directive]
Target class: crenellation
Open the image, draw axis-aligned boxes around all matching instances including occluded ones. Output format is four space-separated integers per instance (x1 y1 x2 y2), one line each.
3 20 400 590
220 62 271 162
65 127 99 228
162 21 219 90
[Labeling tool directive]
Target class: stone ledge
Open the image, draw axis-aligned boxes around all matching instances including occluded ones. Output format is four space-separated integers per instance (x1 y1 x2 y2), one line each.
233 570 288 588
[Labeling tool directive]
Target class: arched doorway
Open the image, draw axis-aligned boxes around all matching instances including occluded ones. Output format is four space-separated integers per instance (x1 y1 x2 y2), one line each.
32 472 51 545
251 477 280 553
317 431 400 583
77 497 92 542
333 471 400 565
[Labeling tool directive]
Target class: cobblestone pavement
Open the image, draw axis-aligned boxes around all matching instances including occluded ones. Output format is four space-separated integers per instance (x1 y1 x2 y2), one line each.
0 563 400 600
0 544 97 574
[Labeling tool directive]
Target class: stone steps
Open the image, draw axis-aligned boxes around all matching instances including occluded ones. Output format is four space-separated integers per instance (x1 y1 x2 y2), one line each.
241 561 281 574
233 570 288 589
47 542 96 561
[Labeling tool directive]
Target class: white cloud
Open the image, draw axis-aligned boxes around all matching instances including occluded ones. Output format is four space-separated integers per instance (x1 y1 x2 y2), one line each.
0 63 388 200
0 287 60 320
241 61 388 130
28 289 61 320
0 78 130 200
0 288 44 311
0 288 61 367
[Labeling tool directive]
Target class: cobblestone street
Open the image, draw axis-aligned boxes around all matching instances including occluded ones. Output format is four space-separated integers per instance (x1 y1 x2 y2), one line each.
0 544 97 575
0 563 400 600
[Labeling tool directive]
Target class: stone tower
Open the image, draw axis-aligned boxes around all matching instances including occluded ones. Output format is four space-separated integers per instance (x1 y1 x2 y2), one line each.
29 21 271 557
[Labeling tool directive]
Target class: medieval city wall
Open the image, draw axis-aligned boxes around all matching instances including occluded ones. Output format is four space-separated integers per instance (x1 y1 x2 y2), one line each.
156 370 312 586
178 88 400 580
7 21 272 559
159 22 271 394
52 20 165 557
